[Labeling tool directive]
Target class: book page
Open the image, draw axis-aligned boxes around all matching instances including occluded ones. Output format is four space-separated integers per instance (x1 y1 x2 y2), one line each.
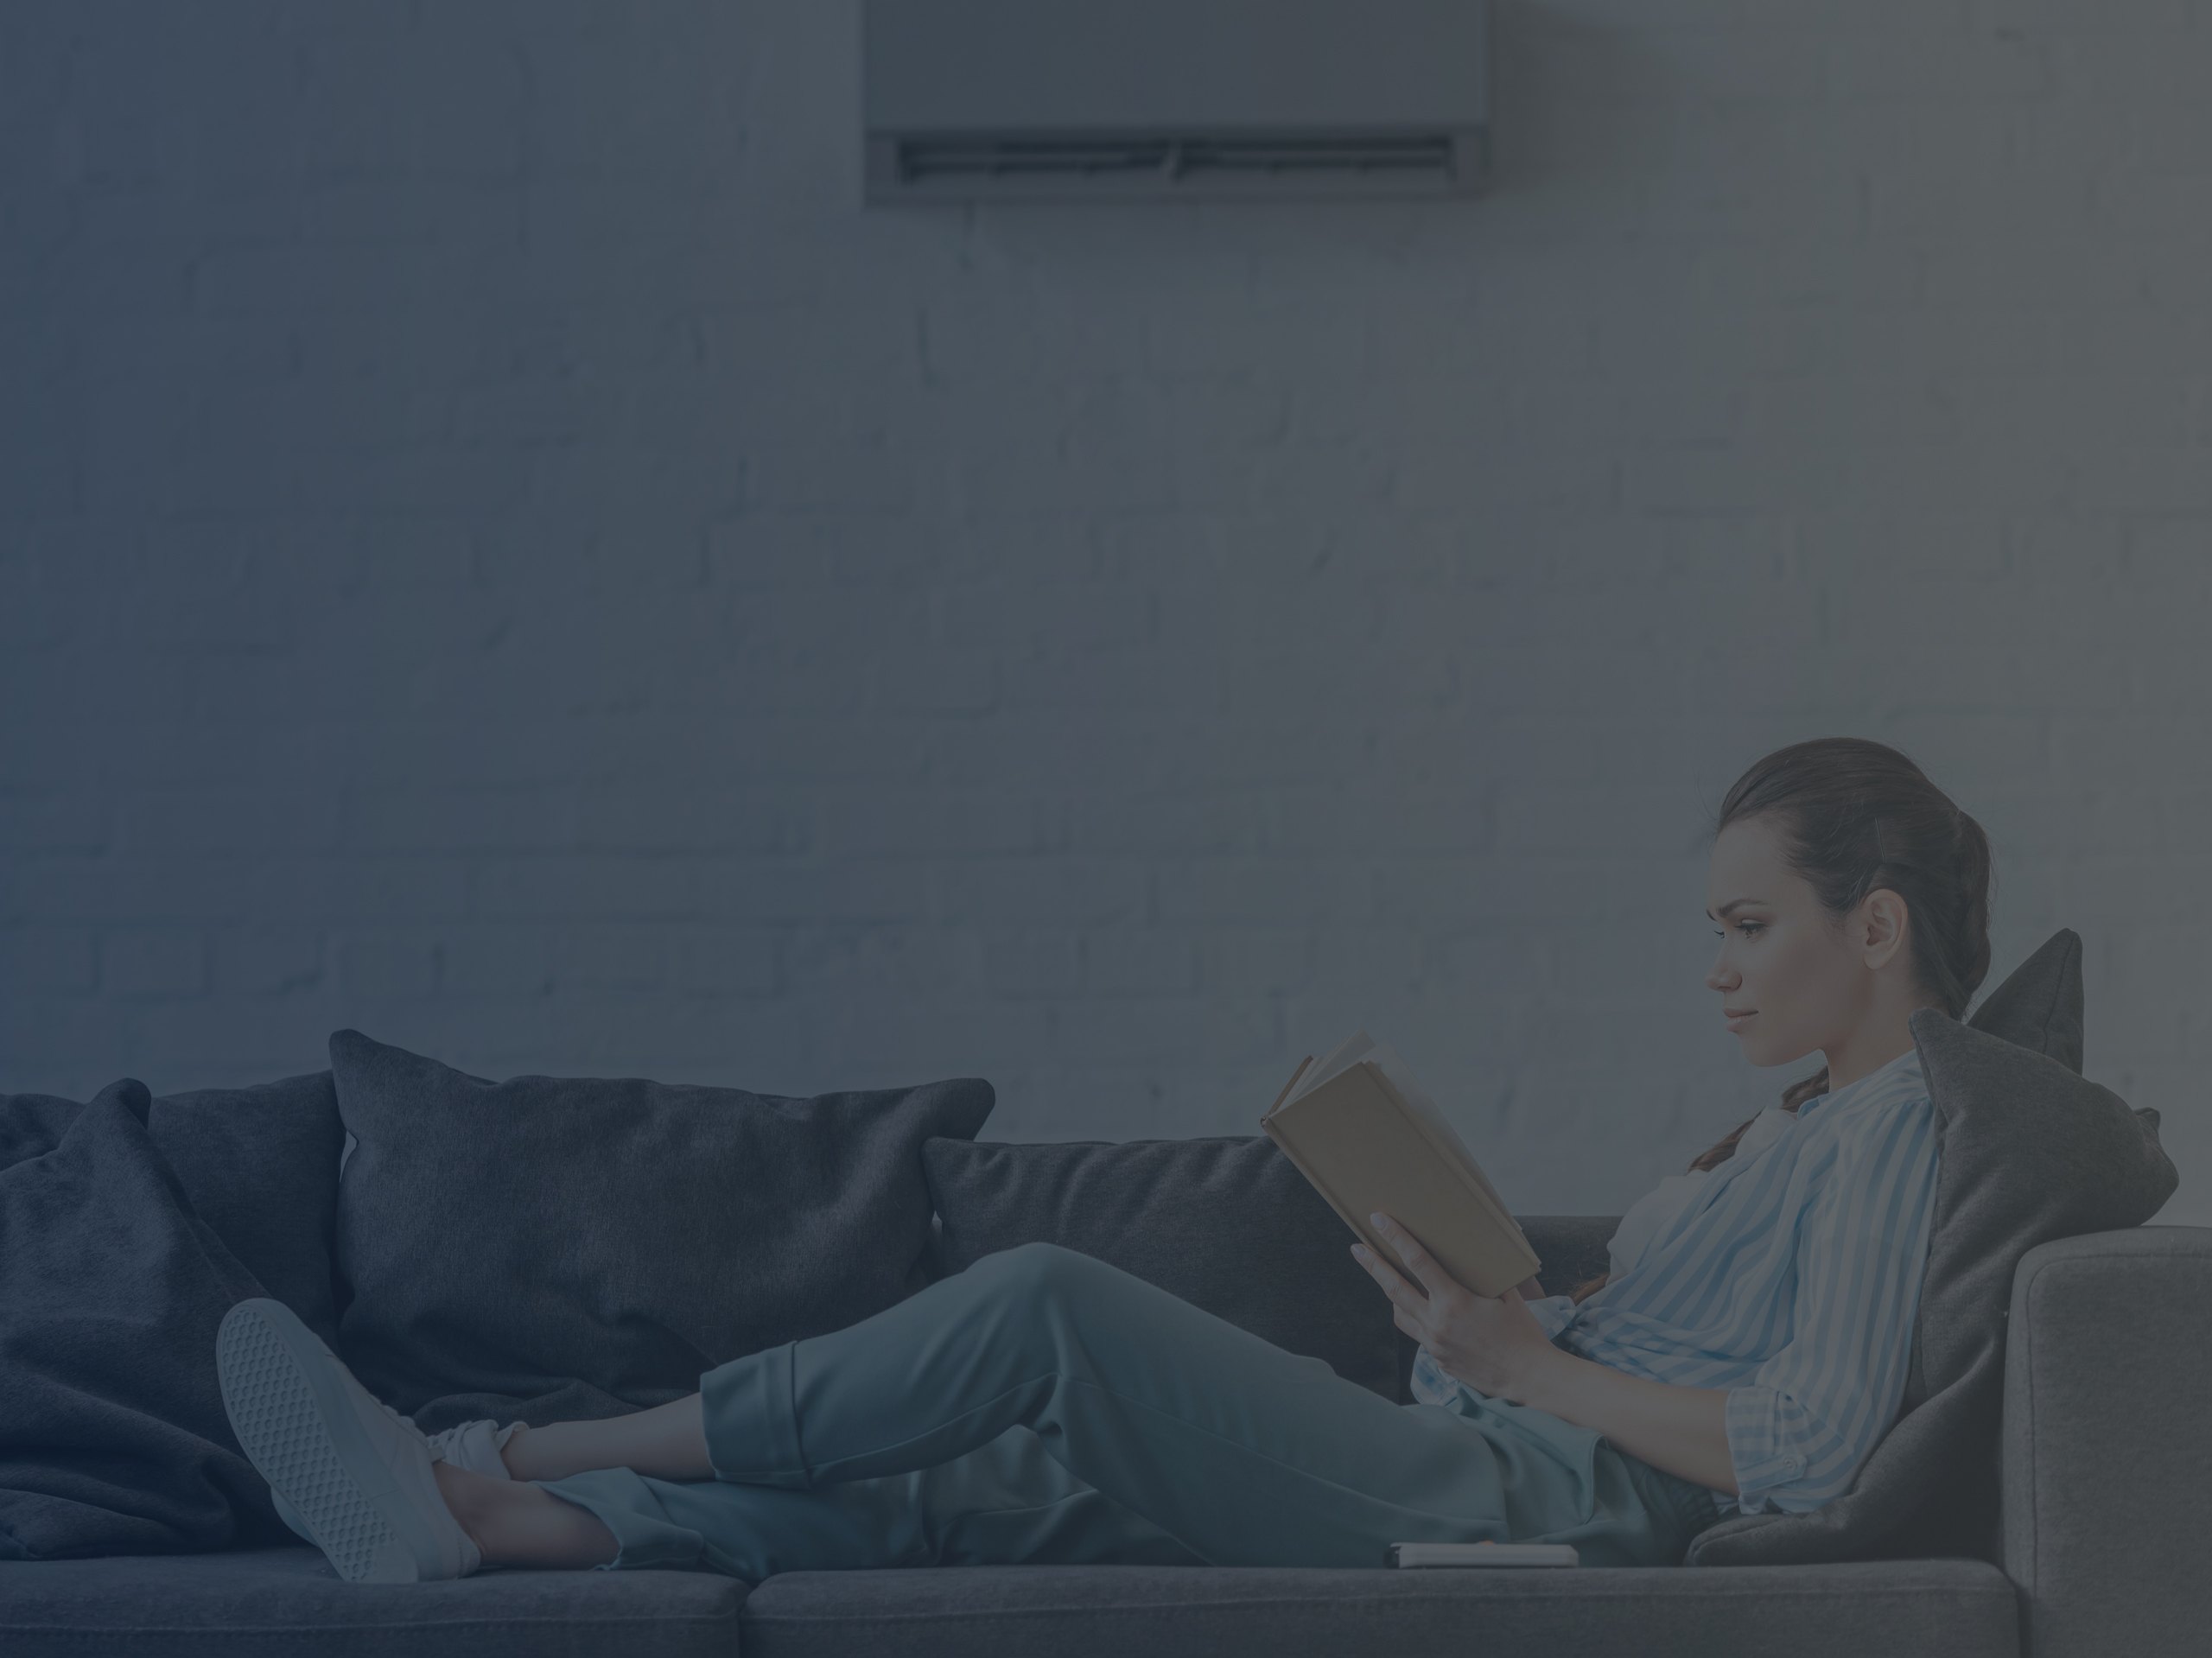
1281 1029 1373 1109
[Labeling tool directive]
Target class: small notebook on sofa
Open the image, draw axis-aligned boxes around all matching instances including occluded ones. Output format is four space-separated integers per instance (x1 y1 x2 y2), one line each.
1389 1541 1579 1567
1259 1030 1541 1299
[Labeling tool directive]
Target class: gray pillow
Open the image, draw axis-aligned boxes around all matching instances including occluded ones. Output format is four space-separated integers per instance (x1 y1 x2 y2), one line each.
1961 926 2085 1073
330 1030 995 1432
922 1134 1402 1401
1688 931 2177 1566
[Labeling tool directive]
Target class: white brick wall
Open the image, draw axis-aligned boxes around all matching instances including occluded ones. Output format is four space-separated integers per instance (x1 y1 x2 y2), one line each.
3 1 2207 1223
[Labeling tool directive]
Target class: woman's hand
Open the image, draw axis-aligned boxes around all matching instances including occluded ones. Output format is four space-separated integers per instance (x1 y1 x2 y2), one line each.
1356 1213 1741 1494
1351 1213 1564 1404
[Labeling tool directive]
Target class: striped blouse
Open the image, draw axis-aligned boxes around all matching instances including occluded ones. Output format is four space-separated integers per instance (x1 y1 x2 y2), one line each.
1410 1047 1942 1515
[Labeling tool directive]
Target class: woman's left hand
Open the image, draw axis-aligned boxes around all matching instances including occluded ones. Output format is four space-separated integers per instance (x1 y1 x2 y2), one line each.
1352 1213 1562 1404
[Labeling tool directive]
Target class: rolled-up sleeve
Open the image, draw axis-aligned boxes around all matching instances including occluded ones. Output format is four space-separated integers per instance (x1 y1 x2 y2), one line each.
1522 1293 1578 1342
1725 1096 1941 1515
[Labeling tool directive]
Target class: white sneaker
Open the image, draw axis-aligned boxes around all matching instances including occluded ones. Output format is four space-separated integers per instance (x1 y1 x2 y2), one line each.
217 1298 482 1583
272 1421 517 1546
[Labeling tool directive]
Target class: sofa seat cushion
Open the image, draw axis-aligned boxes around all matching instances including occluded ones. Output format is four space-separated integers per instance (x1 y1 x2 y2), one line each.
0 1546 747 1658
738 1559 2018 1658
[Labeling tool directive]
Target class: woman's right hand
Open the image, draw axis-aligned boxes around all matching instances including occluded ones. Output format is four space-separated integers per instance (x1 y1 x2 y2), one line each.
1356 1217 1563 1404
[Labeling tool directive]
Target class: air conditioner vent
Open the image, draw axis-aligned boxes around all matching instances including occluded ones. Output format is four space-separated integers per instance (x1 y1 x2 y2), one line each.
894 131 1464 189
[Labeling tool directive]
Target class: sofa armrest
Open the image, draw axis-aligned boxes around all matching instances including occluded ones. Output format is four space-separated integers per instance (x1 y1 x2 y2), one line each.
2003 1225 2212 1658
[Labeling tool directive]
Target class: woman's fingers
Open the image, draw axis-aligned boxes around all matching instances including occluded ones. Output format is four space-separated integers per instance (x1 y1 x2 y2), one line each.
1350 1240 1425 1322
1369 1213 1452 1301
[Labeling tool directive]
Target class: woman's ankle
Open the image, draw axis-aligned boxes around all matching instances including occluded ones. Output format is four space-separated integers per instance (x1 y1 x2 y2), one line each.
500 1420 583 1482
435 1461 617 1570
498 1398 712 1484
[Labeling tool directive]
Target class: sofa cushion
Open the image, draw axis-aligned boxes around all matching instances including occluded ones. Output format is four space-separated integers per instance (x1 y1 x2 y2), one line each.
0 1545 747 1658
0 1083 288 1560
1960 924 2084 1072
0 1071 345 1345
1512 1215 1616 1303
923 1135 1401 1400
1686 929 2177 1566
330 1029 996 1432
735 1558 2018 1658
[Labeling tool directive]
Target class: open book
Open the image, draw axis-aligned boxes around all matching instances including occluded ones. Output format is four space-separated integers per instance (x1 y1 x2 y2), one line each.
1260 1031 1540 1299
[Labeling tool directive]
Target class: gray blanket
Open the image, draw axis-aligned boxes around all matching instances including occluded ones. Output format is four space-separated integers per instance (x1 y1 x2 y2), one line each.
0 1083 289 1560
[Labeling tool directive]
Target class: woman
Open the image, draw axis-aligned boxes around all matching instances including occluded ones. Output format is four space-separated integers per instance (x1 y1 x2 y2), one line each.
217 735 1989 1583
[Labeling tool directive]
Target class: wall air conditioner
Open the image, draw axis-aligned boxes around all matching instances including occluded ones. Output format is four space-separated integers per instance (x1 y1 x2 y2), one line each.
861 0 1489 204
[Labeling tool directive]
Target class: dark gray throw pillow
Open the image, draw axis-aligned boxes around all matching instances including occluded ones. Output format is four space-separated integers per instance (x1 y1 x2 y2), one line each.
923 1134 1402 1401
1687 929 2177 1567
0 1071 345 1346
330 1029 996 1432
1961 926 2085 1073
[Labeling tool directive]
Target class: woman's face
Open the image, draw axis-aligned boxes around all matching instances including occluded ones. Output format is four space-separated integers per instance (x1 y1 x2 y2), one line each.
1704 813 1897 1070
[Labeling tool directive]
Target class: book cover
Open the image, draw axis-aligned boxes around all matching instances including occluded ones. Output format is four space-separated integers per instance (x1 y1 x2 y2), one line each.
1261 1034 1540 1299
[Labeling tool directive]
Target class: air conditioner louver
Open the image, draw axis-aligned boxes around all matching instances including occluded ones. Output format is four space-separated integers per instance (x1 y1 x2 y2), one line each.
887 131 1471 196
863 1 1489 204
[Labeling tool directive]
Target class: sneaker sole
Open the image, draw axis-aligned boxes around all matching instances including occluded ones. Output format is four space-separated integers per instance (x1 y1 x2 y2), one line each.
216 1299 448 1583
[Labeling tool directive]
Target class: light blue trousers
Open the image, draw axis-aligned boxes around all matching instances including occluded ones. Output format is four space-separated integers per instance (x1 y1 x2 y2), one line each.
538 1242 1720 1579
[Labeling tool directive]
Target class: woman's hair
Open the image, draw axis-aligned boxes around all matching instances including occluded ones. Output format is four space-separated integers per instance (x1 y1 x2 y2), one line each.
1565 737 1993 1305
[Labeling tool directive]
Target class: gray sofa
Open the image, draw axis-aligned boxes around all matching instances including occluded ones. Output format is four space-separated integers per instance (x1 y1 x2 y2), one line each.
5 1204 2207 1658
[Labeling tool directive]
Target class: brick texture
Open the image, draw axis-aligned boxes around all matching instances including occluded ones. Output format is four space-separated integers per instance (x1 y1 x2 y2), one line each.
1 1 2206 1222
